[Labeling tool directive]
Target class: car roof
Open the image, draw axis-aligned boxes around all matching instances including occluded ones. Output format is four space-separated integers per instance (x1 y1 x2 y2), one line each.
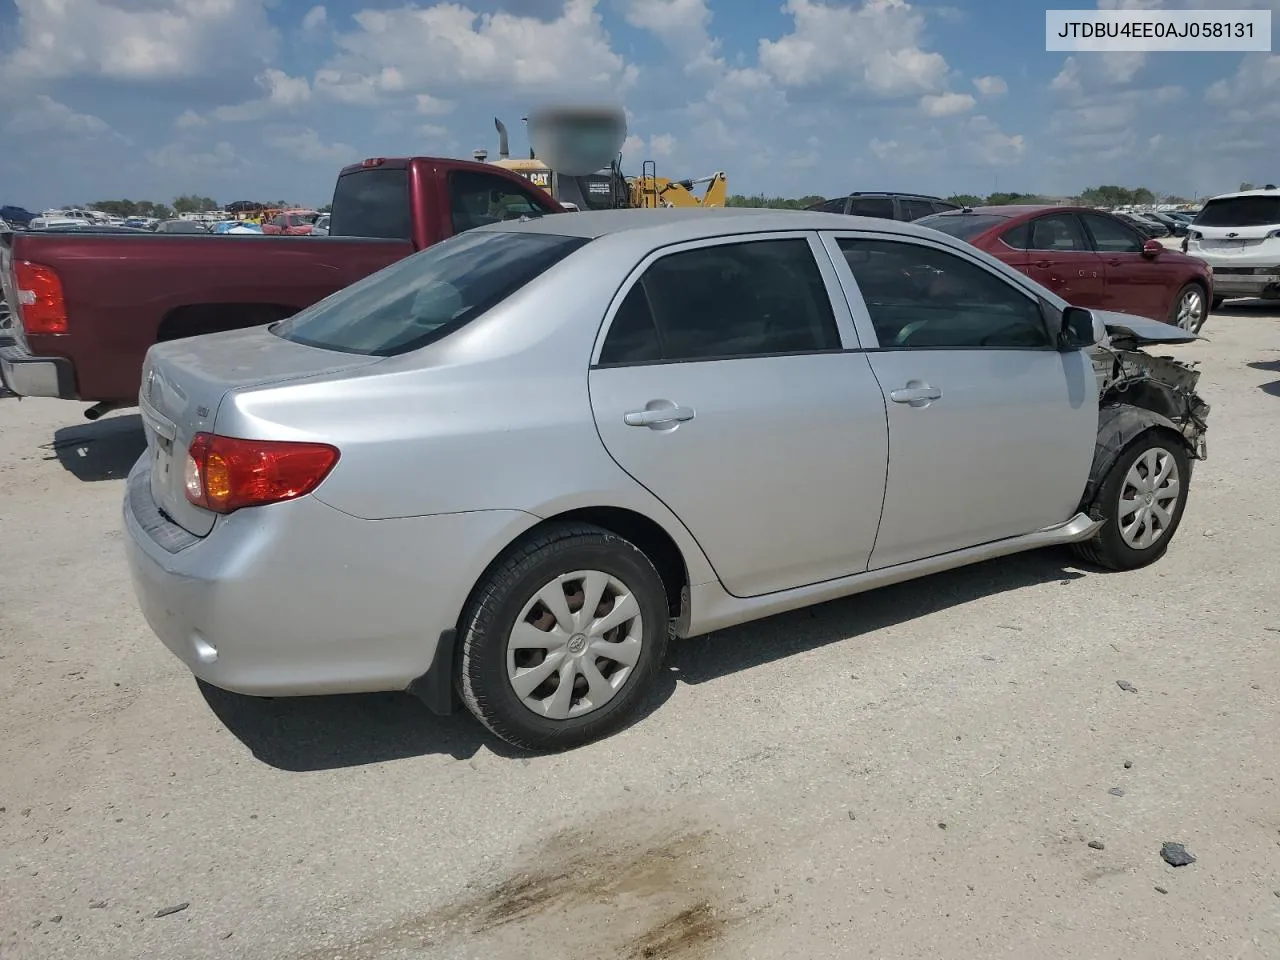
1202 186 1280 201
476 207 958 244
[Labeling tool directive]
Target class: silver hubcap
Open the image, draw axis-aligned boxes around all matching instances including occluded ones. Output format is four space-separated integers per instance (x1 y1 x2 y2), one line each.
1176 290 1203 331
1118 448 1180 550
506 570 644 720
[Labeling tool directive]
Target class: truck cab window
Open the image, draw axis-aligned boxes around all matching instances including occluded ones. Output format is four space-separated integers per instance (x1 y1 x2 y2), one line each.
448 172 554 234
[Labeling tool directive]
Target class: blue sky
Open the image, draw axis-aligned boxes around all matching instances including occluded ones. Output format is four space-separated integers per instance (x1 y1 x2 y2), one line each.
0 0 1276 210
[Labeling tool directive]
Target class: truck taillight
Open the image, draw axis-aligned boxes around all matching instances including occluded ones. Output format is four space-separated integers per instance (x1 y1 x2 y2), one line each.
361 157 386 167
14 260 67 335
183 432 340 514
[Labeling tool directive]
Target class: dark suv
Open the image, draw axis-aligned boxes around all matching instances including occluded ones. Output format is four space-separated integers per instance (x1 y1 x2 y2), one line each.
807 192 960 222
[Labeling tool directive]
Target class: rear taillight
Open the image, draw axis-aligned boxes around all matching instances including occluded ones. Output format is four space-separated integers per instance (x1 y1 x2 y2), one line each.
13 260 67 335
183 432 339 514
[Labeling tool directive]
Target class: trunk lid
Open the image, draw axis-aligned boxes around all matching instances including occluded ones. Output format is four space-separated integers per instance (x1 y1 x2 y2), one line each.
139 324 381 536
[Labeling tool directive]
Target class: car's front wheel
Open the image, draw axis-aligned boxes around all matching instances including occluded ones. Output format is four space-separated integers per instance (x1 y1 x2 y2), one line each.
457 523 670 751
1169 283 1208 333
1073 431 1191 571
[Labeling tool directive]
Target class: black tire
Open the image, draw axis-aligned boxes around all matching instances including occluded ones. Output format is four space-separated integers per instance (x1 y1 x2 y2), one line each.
457 522 670 751
1072 431 1191 571
1211 296 1225 311
1168 282 1209 333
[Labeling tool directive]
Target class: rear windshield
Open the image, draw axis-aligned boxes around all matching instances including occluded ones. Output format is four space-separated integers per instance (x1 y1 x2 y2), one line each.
914 213 1009 240
329 168 411 240
271 230 589 356
1194 195 1280 228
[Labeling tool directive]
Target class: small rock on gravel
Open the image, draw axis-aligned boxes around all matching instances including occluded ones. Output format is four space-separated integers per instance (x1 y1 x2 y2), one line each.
1109 787 1126 797
1088 840 1105 850
1123 760 1133 769
154 903 190 919
1117 680 1139 693
1154 886 1168 895
1160 842 1196 867
847 811 856 821
89 901 107 909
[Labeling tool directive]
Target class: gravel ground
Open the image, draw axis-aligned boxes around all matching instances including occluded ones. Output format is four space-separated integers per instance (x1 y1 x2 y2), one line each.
2 303 1279 960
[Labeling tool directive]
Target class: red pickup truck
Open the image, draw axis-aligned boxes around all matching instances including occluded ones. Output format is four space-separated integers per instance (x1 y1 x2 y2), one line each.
0 156 562 416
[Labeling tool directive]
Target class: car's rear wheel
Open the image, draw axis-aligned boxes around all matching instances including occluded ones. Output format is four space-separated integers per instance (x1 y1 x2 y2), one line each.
1073 431 1191 571
1169 283 1207 333
457 523 670 751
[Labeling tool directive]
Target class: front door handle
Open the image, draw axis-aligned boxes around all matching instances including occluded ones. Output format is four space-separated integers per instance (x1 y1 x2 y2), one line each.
889 382 942 407
623 405 695 428
1032 259 1052 269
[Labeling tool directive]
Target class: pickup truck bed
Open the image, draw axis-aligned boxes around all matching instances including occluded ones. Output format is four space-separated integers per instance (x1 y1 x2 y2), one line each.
0 156 563 408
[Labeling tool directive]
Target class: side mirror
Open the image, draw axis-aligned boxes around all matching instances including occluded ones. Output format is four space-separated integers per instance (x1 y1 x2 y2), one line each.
1060 306 1104 350
1141 239 1162 258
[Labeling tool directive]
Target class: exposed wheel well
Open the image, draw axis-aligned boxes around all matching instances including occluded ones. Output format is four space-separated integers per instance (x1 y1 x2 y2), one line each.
156 302 297 342
474 507 690 623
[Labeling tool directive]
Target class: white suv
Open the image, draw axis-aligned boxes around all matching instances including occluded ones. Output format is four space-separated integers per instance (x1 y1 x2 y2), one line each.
1183 186 1280 308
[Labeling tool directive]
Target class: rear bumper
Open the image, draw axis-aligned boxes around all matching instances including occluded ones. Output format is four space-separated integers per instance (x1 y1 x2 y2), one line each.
0 340 76 398
1208 270 1280 299
122 456 539 701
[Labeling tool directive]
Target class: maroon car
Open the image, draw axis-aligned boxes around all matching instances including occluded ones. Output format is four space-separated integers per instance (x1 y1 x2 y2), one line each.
915 205 1213 332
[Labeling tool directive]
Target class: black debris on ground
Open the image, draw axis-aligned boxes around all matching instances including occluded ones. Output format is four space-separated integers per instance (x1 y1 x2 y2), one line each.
1154 886 1168 895
154 903 190 919
1109 787 1126 797
1160 842 1196 867
1123 760 1133 769
1117 680 1139 694
1088 840 1105 850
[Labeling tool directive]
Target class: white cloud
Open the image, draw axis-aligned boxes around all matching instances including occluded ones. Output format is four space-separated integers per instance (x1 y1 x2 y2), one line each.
972 75 1006 97
302 5 327 33
147 141 246 172
649 133 676 157
870 137 898 160
1 0 276 82
415 93 454 116
211 69 312 122
174 110 207 129
622 0 718 71
318 0 637 104
268 129 354 165
920 92 975 116
3 95 113 139
758 0 949 97
969 115 1025 165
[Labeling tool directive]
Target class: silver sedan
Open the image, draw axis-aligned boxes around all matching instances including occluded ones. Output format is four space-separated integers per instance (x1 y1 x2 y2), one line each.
123 208 1209 751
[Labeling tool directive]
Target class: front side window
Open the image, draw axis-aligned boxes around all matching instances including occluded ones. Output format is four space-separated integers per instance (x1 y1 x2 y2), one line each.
1079 213 1143 253
849 197 895 219
447 171 557 235
1029 214 1088 251
272 230 588 356
838 238 1051 349
597 238 841 364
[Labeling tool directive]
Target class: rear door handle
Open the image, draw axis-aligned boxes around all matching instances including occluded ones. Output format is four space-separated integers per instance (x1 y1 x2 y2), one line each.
889 383 942 406
1032 259 1052 269
623 405 695 427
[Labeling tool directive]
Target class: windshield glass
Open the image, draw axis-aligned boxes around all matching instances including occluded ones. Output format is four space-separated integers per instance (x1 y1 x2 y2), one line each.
1194 195 1280 228
914 213 1010 240
272 229 589 356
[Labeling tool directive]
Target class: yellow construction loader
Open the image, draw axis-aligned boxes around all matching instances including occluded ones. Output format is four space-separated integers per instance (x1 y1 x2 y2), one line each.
485 115 726 211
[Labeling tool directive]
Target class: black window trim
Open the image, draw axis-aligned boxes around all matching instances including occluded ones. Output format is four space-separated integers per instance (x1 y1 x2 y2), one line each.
590 230 857 370
818 229 1061 353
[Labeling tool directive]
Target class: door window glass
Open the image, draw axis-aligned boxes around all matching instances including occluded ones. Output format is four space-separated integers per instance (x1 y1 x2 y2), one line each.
598 239 841 363
1029 214 1088 251
1079 213 1143 253
838 238 1051 349
849 197 895 219
447 171 556 234
901 199 935 221
818 198 848 213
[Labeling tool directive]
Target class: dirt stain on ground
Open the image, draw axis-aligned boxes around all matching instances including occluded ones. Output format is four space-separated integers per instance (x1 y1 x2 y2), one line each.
297 822 738 960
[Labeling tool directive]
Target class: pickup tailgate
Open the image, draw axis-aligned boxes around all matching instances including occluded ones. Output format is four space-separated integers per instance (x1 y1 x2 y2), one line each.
140 325 381 536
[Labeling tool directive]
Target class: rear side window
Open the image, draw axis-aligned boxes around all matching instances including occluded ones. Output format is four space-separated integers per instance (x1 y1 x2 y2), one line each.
849 197 895 219
597 238 840 364
329 168 411 240
272 230 588 356
818 198 848 214
1194 195 1280 227
1000 222 1030 248
900 198 935 221
447 171 557 234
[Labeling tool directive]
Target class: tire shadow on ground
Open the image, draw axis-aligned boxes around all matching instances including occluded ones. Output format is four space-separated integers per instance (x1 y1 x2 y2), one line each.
202 549 1086 772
